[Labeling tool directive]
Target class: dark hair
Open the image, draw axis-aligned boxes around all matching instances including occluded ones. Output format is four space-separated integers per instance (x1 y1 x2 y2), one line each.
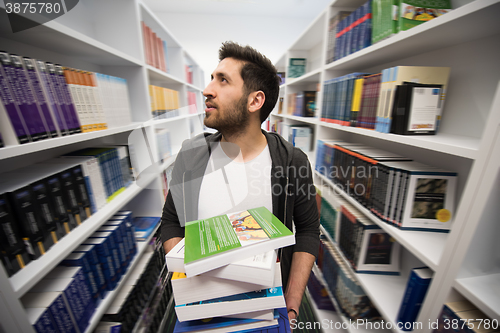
219 41 280 123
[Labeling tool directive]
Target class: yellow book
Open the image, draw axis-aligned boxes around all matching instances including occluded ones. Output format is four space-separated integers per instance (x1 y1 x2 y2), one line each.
350 78 365 127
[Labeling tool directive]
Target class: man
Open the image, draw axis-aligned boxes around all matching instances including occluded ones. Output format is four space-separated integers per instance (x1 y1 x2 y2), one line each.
160 41 320 323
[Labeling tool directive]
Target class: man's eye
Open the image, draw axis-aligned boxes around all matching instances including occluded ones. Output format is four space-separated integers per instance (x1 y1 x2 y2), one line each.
221 77 227 82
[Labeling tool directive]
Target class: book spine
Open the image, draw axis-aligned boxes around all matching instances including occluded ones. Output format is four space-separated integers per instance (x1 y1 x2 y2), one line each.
0 53 31 144
397 270 431 329
46 63 75 134
7 187 46 260
31 181 59 245
11 54 49 141
55 64 81 134
48 293 78 333
60 169 82 228
23 57 58 138
35 60 69 136
44 174 72 237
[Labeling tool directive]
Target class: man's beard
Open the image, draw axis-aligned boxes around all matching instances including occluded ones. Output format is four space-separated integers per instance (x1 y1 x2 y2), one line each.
204 94 250 137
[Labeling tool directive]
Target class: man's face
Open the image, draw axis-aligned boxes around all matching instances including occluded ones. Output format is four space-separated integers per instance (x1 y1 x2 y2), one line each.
203 57 250 133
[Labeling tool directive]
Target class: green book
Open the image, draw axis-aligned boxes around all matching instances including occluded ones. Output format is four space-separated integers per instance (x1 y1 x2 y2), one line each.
399 0 452 32
288 58 306 78
184 207 294 277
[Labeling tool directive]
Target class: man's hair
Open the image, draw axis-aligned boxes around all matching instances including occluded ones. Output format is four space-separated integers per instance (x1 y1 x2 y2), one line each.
219 41 280 123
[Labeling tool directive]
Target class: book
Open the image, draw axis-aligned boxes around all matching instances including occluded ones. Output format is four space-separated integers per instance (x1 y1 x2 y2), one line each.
173 308 284 333
378 66 451 133
389 82 444 135
183 207 294 277
289 126 312 152
372 0 399 44
166 238 278 286
326 11 351 64
175 286 286 322
397 267 433 330
288 58 306 78
131 216 160 241
171 262 282 305
0 192 31 277
399 0 452 32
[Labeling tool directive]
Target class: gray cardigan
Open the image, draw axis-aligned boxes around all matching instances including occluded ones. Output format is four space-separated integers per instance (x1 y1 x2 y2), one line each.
160 130 320 291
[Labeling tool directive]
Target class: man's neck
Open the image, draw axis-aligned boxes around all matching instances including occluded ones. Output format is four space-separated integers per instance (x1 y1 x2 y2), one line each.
220 125 267 163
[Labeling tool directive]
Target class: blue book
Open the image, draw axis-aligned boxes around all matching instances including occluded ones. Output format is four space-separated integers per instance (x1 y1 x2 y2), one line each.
397 267 433 329
173 309 284 333
175 287 286 322
351 7 361 54
360 0 373 50
132 216 160 241
239 307 291 333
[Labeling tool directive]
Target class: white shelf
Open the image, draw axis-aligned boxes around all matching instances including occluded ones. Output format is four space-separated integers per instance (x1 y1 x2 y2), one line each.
160 153 177 172
285 69 322 86
455 274 500 320
147 65 187 86
324 0 500 72
85 226 160 333
318 122 481 160
0 10 142 67
0 124 142 160
316 172 446 270
150 112 204 126
9 174 157 298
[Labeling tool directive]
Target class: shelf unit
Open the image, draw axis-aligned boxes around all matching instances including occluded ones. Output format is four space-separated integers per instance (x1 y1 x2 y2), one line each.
0 0 205 332
272 0 500 331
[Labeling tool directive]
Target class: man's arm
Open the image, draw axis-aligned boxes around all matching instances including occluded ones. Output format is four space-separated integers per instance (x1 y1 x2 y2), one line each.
163 236 183 255
284 251 316 322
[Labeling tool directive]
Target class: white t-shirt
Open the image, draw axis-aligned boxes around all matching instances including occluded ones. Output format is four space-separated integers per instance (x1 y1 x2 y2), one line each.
198 143 273 219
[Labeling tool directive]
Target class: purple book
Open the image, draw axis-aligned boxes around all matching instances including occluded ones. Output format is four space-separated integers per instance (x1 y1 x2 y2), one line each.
35 59 69 136
9 54 48 141
0 52 31 144
46 62 78 134
55 64 81 134
23 57 58 138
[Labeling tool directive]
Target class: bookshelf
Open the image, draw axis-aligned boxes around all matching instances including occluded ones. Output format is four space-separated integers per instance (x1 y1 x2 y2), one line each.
272 0 500 332
0 0 205 332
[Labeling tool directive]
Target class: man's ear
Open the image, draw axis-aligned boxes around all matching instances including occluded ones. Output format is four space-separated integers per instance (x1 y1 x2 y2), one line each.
247 91 265 114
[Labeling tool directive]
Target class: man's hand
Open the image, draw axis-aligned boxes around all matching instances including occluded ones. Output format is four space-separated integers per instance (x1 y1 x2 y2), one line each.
163 237 182 254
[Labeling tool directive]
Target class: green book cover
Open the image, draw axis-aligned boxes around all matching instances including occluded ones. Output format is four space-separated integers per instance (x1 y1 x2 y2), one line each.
399 0 452 32
184 207 293 265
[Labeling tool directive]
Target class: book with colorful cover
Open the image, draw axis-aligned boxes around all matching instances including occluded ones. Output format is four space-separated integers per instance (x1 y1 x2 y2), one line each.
184 207 294 277
399 0 452 32
175 287 286 322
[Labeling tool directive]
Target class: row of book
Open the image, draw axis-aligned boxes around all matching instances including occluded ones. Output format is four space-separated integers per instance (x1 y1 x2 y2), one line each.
0 51 133 147
317 237 382 321
433 299 498 333
164 207 296 332
315 140 457 232
149 84 180 119
326 0 452 64
64 67 132 132
21 211 139 333
142 21 169 73
320 66 450 135
285 91 317 117
270 122 314 153
326 0 372 63
320 189 401 275
98 228 168 333
0 146 134 277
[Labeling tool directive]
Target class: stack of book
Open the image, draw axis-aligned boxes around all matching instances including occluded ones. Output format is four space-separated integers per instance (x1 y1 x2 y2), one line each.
165 207 295 332
148 84 180 119
142 21 169 73
320 66 451 134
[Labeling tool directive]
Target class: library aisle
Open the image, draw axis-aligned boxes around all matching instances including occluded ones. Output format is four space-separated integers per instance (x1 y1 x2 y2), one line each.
1 0 499 332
